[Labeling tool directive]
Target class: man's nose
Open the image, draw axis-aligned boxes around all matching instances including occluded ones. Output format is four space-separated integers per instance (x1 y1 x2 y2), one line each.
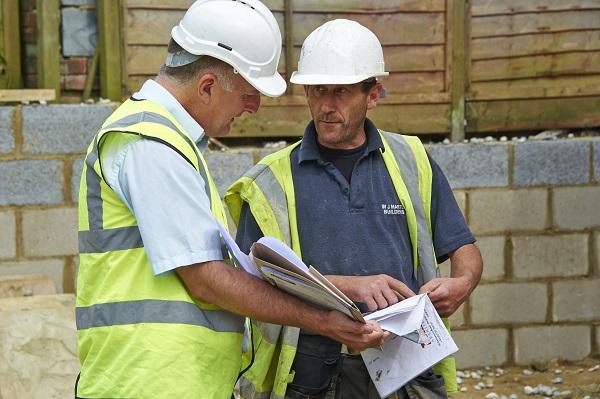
320 93 337 113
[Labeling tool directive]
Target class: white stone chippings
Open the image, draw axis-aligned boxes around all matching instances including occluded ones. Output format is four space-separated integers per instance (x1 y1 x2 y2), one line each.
588 364 600 372
486 393 500 399
509 394 518 399
500 136 508 142
456 376 463 384
554 369 562 374
551 377 563 384
523 369 534 375
460 387 468 392
524 385 536 395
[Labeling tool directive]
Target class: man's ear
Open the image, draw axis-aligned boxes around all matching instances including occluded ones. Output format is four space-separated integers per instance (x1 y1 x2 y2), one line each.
197 73 217 105
366 83 383 110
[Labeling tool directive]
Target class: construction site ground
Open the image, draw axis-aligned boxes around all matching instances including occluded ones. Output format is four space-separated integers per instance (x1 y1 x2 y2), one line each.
453 357 600 399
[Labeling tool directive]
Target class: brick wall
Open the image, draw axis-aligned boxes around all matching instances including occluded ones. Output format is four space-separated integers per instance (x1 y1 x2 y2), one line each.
0 103 598 368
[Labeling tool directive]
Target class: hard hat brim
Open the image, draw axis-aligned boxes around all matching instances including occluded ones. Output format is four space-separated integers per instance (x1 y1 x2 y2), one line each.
242 71 287 97
289 72 389 85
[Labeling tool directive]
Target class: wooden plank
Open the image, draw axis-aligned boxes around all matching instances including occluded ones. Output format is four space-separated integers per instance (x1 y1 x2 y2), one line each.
124 8 183 45
472 51 600 82
471 0 600 16
263 0 446 13
125 0 193 9
284 0 293 94
0 275 56 298
472 31 600 60
98 0 123 101
0 0 22 88
471 10 600 38
469 75 600 100
466 96 600 132
292 12 445 45
0 89 56 102
228 102 450 137
82 47 100 101
285 45 444 73
125 45 167 75
125 43 445 79
258 93 450 107
449 0 466 142
36 0 60 100
127 70 447 97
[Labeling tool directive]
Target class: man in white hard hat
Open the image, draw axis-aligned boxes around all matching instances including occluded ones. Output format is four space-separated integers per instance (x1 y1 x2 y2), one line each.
226 19 483 398
75 5 387 398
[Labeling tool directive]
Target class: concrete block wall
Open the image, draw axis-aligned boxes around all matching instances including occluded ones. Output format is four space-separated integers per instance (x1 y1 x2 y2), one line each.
431 138 600 368
0 103 599 369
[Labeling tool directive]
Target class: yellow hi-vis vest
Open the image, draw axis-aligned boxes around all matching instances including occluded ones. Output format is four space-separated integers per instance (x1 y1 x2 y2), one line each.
225 131 457 398
76 98 245 398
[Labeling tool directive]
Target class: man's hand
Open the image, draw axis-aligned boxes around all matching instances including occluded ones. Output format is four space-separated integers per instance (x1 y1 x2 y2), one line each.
326 274 416 312
317 311 388 352
419 243 483 317
418 276 470 317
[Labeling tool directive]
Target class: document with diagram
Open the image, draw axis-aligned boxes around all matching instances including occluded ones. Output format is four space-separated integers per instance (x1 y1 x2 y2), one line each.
361 294 459 398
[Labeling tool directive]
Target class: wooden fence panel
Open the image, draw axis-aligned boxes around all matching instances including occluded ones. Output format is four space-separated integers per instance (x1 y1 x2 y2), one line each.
118 0 600 138
466 0 600 134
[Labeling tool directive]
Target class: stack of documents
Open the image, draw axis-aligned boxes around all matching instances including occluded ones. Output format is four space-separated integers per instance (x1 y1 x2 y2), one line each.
215 221 458 396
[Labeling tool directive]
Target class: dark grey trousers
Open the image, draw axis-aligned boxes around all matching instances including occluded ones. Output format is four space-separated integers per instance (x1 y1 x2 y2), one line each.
285 354 448 399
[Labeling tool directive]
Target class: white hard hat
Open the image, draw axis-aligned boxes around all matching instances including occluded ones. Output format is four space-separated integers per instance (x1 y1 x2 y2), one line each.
170 0 286 97
290 19 388 85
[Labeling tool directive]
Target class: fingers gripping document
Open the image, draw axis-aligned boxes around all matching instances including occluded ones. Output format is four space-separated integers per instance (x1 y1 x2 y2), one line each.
216 221 458 397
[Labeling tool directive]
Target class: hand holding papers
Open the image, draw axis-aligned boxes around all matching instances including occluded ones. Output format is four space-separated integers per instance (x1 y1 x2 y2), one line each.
361 294 458 398
216 222 458 396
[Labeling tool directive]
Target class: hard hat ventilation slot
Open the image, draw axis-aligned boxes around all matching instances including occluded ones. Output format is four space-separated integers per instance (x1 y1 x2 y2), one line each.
218 43 233 51
235 0 255 10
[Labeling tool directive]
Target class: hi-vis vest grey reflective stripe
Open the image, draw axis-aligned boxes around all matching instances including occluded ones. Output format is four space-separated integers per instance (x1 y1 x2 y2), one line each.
243 161 293 245
77 109 242 334
76 299 244 332
79 111 211 254
381 132 439 285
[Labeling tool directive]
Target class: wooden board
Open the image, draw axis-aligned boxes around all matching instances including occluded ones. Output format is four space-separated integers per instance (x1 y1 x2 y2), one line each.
227 102 450 137
469 75 600 100
0 89 56 102
36 0 60 98
472 30 600 60
125 0 446 13
471 10 600 38
98 0 124 101
471 0 600 16
466 96 600 132
0 0 22 89
125 43 444 76
471 51 600 82
263 0 445 13
291 12 445 45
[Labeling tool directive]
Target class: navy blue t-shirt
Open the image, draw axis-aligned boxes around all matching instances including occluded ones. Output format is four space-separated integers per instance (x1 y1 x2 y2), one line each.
236 119 474 294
